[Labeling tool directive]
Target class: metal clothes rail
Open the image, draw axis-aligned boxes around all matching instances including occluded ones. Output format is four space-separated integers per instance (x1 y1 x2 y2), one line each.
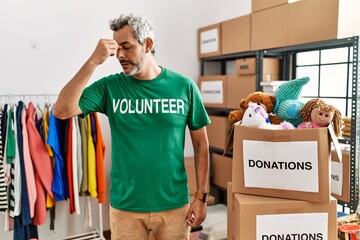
0 92 105 240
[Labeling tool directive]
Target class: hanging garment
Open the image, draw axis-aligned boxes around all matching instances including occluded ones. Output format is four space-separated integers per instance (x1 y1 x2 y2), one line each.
78 117 89 196
21 106 37 218
66 118 75 214
87 115 97 198
72 117 81 215
47 110 69 201
0 109 8 211
93 113 106 203
26 102 54 225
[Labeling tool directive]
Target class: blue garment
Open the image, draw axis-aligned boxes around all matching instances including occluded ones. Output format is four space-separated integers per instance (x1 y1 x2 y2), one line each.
14 215 38 240
47 110 69 201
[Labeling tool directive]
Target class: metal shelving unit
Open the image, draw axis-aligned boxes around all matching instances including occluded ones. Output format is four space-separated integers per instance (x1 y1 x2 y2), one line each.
201 36 360 213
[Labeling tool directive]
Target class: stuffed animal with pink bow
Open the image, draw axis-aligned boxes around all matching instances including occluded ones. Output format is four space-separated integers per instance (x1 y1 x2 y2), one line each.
241 102 294 129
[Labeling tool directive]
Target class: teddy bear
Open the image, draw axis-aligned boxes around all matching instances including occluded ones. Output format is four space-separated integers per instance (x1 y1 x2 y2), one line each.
298 98 343 137
228 91 283 124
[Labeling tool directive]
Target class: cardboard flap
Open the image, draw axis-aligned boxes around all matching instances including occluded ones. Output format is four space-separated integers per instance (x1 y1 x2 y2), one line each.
224 121 241 155
328 124 342 163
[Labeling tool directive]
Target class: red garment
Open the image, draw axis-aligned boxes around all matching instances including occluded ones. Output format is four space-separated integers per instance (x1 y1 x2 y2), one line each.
32 172 46 225
26 102 54 225
67 118 75 214
26 102 54 198
93 113 106 203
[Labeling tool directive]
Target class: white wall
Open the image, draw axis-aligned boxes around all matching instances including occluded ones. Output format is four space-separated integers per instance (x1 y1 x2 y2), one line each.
0 0 250 239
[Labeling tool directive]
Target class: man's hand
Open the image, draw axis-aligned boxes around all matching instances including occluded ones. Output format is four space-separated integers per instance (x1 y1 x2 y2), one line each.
88 39 119 66
185 199 207 228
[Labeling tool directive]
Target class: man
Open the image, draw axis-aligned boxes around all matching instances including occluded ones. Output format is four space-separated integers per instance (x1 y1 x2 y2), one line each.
52 13 211 240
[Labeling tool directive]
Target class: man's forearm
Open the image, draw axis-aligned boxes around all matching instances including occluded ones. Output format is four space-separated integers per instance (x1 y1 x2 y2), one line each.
52 59 97 119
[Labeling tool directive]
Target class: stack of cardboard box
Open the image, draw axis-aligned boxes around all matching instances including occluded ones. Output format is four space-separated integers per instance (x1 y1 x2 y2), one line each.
226 125 339 240
198 0 360 57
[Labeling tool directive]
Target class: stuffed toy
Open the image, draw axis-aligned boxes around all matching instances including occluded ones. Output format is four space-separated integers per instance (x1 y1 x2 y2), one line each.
298 98 343 137
273 77 310 128
242 102 295 129
228 91 283 124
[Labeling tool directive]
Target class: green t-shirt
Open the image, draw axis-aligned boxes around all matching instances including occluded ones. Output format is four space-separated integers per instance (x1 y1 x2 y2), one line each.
78 67 210 212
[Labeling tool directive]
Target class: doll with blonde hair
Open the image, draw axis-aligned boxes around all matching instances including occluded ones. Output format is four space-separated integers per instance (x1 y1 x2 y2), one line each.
298 98 343 136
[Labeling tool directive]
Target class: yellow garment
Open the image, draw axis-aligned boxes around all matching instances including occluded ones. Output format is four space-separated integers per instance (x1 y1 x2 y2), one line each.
43 106 54 157
87 115 97 198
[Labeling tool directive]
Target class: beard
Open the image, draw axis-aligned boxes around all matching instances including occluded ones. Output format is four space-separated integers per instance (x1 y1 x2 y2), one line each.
122 55 147 76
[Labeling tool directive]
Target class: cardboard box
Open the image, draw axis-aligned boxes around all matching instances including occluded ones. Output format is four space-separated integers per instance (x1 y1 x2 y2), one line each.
221 14 251 55
198 75 227 108
185 157 211 195
331 150 350 203
212 153 232 189
228 192 337 240
198 23 221 58
289 0 360 46
207 115 232 150
251 4 289 51
235 57 280 76
232 125 331 203
226 75 256 109
252 0 299 12
227 182 234 240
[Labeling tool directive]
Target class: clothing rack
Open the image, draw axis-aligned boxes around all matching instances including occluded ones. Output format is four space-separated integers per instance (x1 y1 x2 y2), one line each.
0 92 105 240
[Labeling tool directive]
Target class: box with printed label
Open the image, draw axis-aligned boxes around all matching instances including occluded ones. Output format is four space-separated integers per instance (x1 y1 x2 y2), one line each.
289 0 360 46
198 75 227 108
212 153 232 189
227 192 337 240
221 14 251 55
235 57 280 76
207 115 232 150
232 125 331 203
331 150 350 203
198 23 221 59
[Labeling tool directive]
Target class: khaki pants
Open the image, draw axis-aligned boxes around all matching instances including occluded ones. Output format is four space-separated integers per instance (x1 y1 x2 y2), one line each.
109 204 190 240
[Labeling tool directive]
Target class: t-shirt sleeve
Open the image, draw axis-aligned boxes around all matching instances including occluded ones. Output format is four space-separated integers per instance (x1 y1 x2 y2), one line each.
78 79 107 118
187 81 211 130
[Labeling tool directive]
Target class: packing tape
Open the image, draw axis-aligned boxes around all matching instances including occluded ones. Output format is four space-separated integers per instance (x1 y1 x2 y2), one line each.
338 224 360 240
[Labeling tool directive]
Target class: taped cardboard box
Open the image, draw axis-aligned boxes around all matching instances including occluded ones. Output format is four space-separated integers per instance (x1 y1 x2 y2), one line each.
230 125 332 203
331 150 350 203
198 23 221 59
228 192 337 240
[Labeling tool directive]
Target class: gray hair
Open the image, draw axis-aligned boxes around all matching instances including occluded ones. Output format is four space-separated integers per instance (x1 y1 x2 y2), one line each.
109 13 155 54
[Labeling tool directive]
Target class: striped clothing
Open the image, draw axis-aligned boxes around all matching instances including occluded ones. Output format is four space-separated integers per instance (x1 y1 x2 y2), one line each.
0 110 8 210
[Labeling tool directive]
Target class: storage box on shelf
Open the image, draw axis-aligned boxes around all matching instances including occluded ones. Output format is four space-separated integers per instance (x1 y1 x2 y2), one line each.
252 0 300 12
211 153 232 190
251 4 289 51
198 75 227 108
221 14 251 55
207 115 232 150
198 23 221 59
288 0 360 46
